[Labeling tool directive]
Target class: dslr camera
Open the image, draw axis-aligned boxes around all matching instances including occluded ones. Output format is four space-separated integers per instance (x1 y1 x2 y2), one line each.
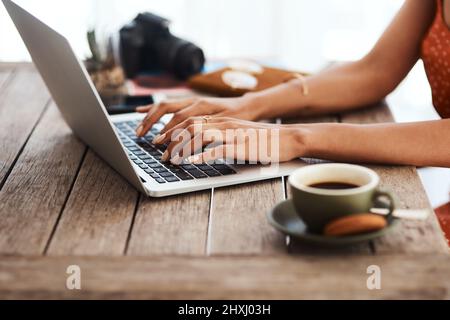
117 12 205 80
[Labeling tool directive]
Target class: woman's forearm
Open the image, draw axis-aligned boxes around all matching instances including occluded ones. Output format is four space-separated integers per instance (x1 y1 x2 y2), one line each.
296 119 450 167
250 59 394 120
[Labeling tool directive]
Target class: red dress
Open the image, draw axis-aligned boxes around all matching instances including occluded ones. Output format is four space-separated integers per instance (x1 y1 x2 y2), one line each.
421 1 450 245
421 0 450 118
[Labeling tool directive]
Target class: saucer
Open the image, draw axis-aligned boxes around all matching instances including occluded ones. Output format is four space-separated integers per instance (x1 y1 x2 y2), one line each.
267 200 399 247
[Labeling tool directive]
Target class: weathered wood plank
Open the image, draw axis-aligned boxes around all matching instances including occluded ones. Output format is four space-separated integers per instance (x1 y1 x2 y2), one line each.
0 254 449 299
340 103 448 254
208 179 286 255
0 65 51 187
46 150 139 256
282 114 338 125
0 104 86 255
126 191 211 256
339 102 394 124
368 165 448 254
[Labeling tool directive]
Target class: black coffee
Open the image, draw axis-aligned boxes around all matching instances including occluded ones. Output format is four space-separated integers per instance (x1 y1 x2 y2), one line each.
309 182 360 190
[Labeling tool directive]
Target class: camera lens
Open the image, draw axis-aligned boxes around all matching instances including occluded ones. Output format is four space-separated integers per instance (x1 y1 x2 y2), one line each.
156 36 205 79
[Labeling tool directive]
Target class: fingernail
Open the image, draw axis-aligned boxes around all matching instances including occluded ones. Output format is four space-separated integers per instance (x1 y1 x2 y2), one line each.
171 155 182 165
161 151 169 162
152 133 166 144
187 155 202 164
136 125 144 137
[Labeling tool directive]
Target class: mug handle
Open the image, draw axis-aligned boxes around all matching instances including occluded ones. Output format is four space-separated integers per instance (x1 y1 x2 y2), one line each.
371 189 396 220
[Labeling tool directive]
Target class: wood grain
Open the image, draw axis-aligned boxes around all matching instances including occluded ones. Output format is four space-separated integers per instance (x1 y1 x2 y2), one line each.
0 104 86 255
0 254 449 299
46 150 139 256
0 65 51 187
1 64 448 299
368 165 448 254
126 191 211 256
281 114 338 125
208 180 286 255
339 102 394 124
340 103 448 254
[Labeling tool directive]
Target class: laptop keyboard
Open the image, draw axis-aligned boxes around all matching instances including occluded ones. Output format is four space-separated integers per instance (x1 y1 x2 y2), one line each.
114 120 237 184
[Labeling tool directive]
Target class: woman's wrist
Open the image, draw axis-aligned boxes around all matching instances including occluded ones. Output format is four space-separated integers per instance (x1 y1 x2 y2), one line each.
282 125 314 159
243 79 310 121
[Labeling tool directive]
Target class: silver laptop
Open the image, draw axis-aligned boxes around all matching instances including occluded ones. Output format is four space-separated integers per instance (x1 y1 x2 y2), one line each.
3 0 303 197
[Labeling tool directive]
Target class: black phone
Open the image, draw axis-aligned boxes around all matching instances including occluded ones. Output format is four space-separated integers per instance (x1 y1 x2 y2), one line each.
104 95 154 115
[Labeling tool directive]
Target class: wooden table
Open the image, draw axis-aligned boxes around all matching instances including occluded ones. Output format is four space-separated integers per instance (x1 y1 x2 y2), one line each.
0 63 449 300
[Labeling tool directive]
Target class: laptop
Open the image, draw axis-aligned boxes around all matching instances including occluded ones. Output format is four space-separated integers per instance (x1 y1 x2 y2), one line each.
3 0 303 197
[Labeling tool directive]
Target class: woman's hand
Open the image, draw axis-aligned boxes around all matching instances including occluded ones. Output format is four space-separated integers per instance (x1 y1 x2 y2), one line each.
153 117 307 165
135 94 261 138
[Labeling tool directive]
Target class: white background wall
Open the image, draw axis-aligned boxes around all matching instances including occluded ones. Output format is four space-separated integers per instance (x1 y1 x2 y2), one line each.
1 0 448 206
0 0 404 70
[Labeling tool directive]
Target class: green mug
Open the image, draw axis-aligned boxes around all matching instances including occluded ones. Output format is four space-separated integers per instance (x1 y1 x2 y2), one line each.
288 163 395 234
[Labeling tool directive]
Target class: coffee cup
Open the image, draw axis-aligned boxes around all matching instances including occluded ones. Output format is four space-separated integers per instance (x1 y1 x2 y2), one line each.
288 163 395 234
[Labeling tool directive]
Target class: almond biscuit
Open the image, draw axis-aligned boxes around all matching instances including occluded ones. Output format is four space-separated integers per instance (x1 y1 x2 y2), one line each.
324 213 387 237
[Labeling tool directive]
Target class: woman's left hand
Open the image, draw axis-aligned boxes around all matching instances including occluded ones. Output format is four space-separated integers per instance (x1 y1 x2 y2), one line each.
153 117 307 164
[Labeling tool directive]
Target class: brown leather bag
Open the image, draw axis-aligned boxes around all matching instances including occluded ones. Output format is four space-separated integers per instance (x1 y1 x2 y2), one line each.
188 66 308 97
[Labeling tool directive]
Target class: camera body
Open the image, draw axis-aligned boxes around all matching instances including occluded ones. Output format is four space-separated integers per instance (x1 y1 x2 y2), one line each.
118 12 205 80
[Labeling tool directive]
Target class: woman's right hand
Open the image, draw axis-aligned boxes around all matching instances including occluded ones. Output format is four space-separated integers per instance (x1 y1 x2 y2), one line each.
135 94 261 138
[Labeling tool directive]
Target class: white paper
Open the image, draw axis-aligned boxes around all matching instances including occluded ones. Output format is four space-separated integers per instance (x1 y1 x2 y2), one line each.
222 70 258 90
